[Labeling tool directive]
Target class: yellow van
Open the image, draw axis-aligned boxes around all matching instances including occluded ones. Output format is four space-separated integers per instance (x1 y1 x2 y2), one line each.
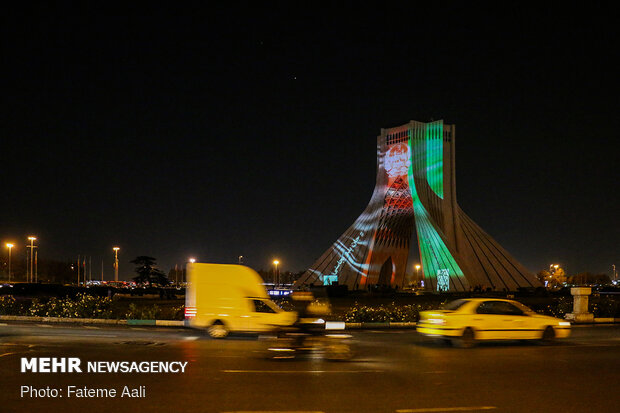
185 263 297 338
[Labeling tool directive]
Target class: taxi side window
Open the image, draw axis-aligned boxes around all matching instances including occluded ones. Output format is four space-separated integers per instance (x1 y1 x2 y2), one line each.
476 301 523 315
476 301 497 314
498 302 524 316
252 299 276 313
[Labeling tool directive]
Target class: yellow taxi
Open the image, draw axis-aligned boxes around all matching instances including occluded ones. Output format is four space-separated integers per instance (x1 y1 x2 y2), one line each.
417 298 571 347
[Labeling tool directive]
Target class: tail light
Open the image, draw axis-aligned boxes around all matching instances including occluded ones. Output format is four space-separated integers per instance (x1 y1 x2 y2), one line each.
185 307 197 318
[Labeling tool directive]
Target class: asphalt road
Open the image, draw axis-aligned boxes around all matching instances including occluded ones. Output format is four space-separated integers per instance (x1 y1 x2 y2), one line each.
1 323 618 413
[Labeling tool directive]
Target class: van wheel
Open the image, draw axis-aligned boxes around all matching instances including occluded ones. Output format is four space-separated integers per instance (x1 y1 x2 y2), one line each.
540 326 555 345
454 327 476 348
208 321 229 339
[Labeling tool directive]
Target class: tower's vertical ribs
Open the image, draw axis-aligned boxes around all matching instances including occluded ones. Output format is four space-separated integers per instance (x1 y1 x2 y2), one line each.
459 213 519 289
458 216 507 290
422 218 467 291
460 212 536 287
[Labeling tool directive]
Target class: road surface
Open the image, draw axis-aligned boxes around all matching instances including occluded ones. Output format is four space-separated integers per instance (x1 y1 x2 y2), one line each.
1 322 618 412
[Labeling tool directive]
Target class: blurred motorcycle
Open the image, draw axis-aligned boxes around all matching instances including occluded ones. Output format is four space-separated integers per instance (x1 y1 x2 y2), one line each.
265 328 354 361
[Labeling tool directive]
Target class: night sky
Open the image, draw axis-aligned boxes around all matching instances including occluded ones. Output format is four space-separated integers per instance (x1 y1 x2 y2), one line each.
2 4 618 279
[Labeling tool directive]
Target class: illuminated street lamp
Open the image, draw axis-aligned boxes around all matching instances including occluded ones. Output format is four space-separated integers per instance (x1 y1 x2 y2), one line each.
27 236 36 283
185 258 196 284
113 247 120 282
415 264 421 285
5 243 14 282
273 260 280 287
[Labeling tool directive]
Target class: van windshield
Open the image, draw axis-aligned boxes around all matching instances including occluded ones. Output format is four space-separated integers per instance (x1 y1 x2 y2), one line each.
251 299 282 313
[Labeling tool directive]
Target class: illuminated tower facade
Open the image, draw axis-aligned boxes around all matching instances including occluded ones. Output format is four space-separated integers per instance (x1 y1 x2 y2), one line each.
295 120 539 292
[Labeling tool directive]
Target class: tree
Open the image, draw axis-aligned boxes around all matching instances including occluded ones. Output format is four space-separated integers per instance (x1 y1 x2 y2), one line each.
568 272 611 285
131 256 170 286
537 267 567 288
552 267 566 286
536 270 551 284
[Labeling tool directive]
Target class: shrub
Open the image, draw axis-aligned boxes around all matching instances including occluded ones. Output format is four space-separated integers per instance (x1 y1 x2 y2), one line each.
536 296 573 318
592 296 620 318
26 294 113 318
28 299 47 316
126 303 161 320
124 304 184 320
344 302 438 323
0 295 23 315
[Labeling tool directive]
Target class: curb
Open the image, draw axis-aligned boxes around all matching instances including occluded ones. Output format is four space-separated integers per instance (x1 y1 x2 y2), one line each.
592 318 620 323
0 315 127 324
342 322 417 329
0 315 184 327
1 316 618 328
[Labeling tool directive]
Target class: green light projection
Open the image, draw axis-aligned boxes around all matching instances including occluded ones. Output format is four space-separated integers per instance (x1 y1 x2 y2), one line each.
408 126 465 291
425 121 444 199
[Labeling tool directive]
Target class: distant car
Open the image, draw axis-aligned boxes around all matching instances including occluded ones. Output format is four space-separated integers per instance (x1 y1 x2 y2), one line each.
417 298 571 347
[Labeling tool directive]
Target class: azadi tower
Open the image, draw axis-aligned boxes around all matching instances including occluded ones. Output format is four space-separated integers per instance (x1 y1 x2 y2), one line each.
295 120 539 292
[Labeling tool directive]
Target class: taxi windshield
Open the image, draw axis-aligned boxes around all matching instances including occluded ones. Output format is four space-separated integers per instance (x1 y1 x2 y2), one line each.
512 301 536 314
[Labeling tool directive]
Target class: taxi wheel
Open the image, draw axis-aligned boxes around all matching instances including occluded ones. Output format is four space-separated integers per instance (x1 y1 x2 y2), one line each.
540 326 555 344
207 321 229 339
455 327 476 348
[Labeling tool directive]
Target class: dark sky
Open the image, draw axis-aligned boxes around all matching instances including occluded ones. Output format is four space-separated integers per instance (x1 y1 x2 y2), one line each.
2 4 618 279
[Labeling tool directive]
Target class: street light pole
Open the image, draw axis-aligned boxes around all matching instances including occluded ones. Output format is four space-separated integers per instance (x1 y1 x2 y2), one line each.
28 236 36 283
415 264 421 287
6 243 13 282
113 247 120 282
273 260 279 287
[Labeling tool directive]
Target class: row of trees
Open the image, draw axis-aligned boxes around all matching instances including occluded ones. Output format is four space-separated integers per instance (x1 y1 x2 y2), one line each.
536 268 612 288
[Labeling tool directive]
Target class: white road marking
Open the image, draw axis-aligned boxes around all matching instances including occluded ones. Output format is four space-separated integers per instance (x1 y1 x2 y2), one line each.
397 407 497 412
183 336 199 341
83 326 100 329
37 324 52 328
222 411 324 413
222 369 382 374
